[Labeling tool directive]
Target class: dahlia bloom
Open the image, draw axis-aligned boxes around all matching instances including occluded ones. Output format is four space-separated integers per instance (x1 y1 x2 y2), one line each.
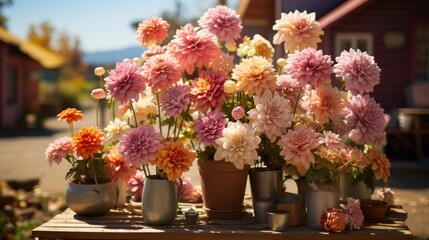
248 91 295 142
336 146 367 171
57 108 83 124
190 71 227 112
104 61 146 104
279 125 323 176
45 136 73 166
167 24 221 74
73 127 104 159
366 150 391 183
127 170 145 201
176 176 203 203
118 125 163 167
209 52 235 75
214 121 261 170
142 53 181 92
152 140 196 181
198 5 242 42
141 45 165 62
160 85 190 118
125 94 157 124
345 94 387 145
276 74 301 104
273 10 323 53
232 106 245 120
284 48 333 87
340 197 364 230
375 188 396 205
136 17 169 46
105 147 137 181
232 56 277 96
251 34 274 60
334 49 381 94
193 110 228 147
104 118 131 142
308 85 345 125
319 208 347 233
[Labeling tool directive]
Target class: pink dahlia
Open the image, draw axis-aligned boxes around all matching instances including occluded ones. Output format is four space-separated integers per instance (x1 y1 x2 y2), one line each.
118 125 163 167
321 130 345 152
127 170 145 202
175 176 203 203
136 17 170 46
104 61 146 104
167 24 221 74
273 10 323 53
248 91 295 142
193 110 228 147
276 74 301 104
141 45 165 62
160 85 190 118
340 197 364 230
209 52 235 75
308 85 345 125
45 136 73 166
142 53 181 92
284 47 333 88
334 49 381 94
190 71 227 112
345 94 387 145
198 5 242 42
279 125 323 176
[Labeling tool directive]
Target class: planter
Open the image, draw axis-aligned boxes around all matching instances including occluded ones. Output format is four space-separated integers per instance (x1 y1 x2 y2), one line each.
339 173 372 201
249 168 282 223
66 181 116 216
360 199 389 222
198 159 249 219
306 182 339 229
277 192 302 226
142 177 179 225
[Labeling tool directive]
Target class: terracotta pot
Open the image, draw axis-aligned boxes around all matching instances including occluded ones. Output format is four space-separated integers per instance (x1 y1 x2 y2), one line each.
198 159 249 219
360 199 389 222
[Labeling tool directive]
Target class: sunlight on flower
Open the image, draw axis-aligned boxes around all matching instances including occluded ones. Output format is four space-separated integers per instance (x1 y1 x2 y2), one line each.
142 53 181 92
45 136 73 166
308 85 345 125
73 127 104 159
105 147 137 181
104 118 131 142
198 5 242 43
366 150 391 183
251 34 274 60
136 17 170 47
190 71 227 112
57 108 83 124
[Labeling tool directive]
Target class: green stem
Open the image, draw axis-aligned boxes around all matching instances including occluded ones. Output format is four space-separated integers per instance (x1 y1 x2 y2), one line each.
69 123 74 137
293 89 302 117
99 76 103 88
96 99 99 128
112 100 115 120
129 100 138 127
156 92 163 136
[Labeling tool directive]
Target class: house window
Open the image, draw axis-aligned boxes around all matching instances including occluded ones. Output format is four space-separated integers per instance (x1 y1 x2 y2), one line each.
7 66 18 104
335 33 373 57
415 23 429 81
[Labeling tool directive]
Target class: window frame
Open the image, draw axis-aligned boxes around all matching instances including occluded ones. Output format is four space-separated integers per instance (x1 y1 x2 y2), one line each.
335 33 374 57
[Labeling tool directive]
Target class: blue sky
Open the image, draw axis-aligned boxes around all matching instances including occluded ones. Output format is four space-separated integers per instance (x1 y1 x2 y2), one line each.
4 0 238 52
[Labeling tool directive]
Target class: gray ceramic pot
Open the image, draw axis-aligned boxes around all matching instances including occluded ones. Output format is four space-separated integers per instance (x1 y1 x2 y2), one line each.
339 173 372 201
66 181 116 216
306 182 339 229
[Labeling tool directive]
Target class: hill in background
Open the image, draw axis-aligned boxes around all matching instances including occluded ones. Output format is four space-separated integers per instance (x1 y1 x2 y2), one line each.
83 46 144 65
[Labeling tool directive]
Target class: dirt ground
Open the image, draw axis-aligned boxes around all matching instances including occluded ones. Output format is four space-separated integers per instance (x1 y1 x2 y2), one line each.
1 104 428 239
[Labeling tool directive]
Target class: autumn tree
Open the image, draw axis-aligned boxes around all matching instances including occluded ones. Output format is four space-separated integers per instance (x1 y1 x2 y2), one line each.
0 0 12 28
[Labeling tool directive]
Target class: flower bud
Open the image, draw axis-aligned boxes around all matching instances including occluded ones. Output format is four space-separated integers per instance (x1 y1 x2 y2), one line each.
348 129 362 143
232 106 245 120
94 67 105 76
224 80 236 94
132 57 143 66
225 40 237 52
91 88 106 100
277 58 287 68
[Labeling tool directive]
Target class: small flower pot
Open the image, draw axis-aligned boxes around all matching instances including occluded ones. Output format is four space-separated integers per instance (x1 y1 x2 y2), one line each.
360 199 389 222
267 210 290 231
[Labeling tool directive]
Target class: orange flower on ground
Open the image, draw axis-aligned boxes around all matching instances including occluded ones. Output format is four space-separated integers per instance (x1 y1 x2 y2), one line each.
73 127 104 159
152 140 196 181
319 208 347 233
232 56 277 96
366 150 391 183
57 108 83 124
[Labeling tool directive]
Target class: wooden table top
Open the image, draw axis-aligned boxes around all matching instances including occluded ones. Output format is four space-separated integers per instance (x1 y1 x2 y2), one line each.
32 206 412 240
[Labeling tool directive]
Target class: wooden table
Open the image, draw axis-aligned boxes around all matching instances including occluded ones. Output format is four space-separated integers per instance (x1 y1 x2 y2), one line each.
32 206 412 240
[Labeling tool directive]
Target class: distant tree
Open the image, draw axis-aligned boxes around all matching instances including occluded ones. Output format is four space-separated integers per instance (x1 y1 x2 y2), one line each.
27 21 55 51
0 0 12 28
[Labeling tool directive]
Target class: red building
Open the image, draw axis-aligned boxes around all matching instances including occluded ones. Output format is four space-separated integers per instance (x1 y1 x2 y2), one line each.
0 27 64 129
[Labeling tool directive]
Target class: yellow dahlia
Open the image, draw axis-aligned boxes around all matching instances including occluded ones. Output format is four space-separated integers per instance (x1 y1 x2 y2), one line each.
251 34 274 60
232 56 277 96
73 127 104 159
152 140 196 181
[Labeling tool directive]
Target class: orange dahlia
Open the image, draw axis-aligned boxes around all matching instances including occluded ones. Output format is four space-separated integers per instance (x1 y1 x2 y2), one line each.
73 127 104 159
57 108 84 124
152 140 196 181
367 150 391 183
